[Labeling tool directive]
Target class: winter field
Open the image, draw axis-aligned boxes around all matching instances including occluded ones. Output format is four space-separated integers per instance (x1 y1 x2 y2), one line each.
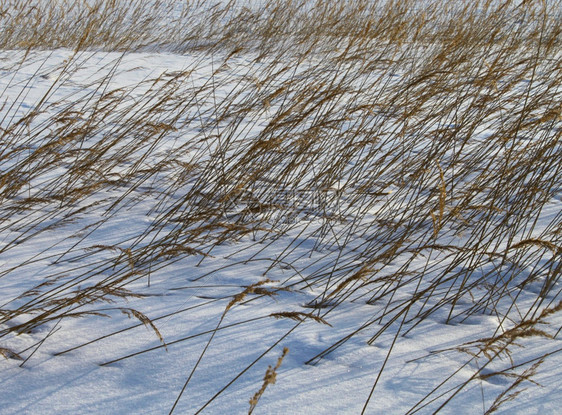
1 0 562 413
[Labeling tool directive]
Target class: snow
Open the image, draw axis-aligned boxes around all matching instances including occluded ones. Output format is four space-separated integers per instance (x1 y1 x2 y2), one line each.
1 4 562 414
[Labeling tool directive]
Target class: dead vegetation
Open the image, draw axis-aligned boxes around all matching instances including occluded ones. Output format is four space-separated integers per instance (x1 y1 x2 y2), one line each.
0 0 561 412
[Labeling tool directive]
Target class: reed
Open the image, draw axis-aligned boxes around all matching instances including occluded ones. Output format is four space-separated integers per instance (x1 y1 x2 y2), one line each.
0 0 561 412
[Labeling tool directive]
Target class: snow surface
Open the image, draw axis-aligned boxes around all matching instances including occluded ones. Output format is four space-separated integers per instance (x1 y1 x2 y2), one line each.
1 32 562 415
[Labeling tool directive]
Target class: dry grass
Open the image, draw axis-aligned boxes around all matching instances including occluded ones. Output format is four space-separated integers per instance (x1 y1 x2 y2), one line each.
0 0 561 412
248 346 289 415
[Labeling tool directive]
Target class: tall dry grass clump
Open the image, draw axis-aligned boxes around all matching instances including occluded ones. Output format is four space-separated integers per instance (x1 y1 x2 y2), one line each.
0 0 561 412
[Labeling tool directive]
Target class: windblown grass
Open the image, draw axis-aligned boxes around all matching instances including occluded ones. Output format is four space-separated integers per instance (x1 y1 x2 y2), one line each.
1 0 561 412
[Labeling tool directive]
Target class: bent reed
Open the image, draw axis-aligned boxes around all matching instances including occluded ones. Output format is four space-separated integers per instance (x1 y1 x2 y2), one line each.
0 0 561 412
